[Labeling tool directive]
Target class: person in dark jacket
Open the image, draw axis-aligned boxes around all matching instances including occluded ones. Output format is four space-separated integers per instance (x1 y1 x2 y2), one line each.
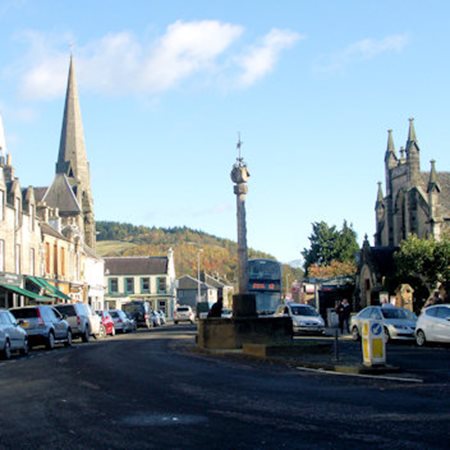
336 299 351 334
207 297 223 318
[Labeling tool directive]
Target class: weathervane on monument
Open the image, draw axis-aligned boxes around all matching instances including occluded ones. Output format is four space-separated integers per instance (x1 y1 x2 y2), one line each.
231 133 250 295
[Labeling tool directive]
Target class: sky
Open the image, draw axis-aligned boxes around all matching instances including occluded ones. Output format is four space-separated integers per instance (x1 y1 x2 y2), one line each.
1 0 450 264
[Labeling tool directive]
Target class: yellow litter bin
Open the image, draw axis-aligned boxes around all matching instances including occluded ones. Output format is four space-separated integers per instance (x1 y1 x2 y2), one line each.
361 319 386 367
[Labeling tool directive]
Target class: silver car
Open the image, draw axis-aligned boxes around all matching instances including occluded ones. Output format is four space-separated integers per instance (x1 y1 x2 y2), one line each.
275 303 325 335
415 304 450 346
350 305 417 342
0 309 29 359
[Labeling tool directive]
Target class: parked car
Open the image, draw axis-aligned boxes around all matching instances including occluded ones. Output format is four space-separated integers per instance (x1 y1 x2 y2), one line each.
54 303 95 342
415 304 450 346
96 310 116 338
10 305 72 349
0 309 29 359
173 305 195 324
350 305 417 342
109 309 134 333
122 301 152 329
274 303 325 335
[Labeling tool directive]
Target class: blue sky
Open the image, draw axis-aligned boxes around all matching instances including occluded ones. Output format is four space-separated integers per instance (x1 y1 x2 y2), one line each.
1 0 449 263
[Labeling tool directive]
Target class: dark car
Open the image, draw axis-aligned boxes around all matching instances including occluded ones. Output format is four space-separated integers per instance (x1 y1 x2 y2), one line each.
10 305 72 350
122 301 152 329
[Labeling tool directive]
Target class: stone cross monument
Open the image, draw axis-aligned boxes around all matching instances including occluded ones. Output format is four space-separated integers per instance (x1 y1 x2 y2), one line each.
230 136 250 295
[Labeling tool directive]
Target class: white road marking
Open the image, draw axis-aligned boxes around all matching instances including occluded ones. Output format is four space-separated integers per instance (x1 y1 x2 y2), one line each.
295 366 424 383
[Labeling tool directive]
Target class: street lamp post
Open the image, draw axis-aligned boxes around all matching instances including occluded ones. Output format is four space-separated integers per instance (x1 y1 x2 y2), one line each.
197 249 203 303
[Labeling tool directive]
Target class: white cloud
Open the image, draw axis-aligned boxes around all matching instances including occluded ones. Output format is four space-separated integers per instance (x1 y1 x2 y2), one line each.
10 21 300 100
315 34 410 73
237 29 303 87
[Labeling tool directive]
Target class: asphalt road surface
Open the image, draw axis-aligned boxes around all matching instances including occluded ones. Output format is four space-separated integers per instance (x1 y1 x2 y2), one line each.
0 325 449 450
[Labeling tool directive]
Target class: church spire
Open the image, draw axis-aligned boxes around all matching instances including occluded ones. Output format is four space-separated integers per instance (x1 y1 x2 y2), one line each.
55 56 96 249
56 55 89 182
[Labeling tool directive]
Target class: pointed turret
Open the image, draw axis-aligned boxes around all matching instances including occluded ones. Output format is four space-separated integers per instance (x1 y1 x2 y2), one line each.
55 56 96 249
427 160 441 193
376 182 384 205
384 128 395 157
406 118 421 186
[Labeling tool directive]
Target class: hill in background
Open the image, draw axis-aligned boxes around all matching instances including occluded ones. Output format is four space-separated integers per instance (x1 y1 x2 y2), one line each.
96 221 303 289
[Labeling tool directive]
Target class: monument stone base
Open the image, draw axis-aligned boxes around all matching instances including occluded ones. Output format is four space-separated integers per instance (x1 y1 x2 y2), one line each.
197 317 293 350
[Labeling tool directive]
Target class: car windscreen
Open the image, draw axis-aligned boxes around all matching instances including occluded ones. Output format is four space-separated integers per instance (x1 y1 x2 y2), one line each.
54 305 76 316
10 308 39 318
109 311 119 318
381 308 410 320
123 303 145 313
290 306 318 316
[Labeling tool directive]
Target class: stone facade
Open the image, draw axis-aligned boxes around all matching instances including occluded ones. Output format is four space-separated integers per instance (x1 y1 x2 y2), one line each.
0 57 104 309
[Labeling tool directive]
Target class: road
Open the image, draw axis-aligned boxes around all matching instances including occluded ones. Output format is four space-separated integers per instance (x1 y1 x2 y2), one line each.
0 325 449 450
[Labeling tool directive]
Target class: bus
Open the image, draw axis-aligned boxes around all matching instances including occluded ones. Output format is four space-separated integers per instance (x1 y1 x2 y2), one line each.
247 259 282 315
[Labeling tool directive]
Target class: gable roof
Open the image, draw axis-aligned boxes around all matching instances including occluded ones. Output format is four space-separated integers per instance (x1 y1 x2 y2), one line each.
40 222 70 241
33 187 49 203
177 275 213 290
42 173 81 214
420 171 450 216
104 256 168 276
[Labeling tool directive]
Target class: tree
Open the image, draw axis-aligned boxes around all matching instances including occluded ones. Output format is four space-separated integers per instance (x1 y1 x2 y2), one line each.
302 221 359 277
394 234 450 293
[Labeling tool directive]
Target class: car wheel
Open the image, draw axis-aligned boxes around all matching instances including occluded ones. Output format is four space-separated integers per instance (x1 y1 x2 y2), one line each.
384 327 391 344
98 325 106 339
351 326 360 341
82 326 90 343
46 331 55 350
416 329 426 347
2 339 11 360
20 337 29 356
65 330 73 347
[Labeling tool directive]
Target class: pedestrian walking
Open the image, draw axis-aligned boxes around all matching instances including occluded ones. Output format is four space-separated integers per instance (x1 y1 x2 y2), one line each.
336 299 351 334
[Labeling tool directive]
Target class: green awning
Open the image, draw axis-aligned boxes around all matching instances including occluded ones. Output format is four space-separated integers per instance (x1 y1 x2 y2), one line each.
0 283 54 302
26 276 71 301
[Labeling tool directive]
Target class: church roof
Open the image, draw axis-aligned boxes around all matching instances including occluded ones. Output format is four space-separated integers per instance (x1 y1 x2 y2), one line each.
420 171 450 215
33 187 48 203
104 256 168 276
42 173 81 214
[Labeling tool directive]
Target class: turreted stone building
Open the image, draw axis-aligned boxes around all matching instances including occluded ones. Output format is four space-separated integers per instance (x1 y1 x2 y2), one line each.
356 119 449 309
375 118 450 246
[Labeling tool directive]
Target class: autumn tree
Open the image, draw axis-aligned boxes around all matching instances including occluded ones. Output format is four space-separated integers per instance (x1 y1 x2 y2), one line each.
302 220 359 277
394 234 450 294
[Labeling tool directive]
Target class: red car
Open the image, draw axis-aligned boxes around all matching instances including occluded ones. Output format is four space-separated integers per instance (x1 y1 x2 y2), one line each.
96 311 116 338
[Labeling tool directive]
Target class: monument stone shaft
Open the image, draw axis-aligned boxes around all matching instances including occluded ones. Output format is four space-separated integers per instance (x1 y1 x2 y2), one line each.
230 153 250 295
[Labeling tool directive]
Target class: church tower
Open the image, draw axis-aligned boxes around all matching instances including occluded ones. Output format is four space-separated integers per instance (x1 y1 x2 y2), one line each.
406 117 421 187
55 56 96 249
